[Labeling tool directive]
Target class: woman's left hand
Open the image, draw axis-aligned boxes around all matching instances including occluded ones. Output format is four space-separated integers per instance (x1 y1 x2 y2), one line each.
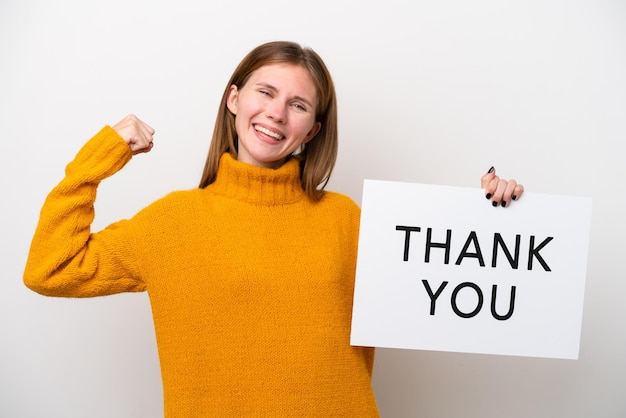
481 166 524 208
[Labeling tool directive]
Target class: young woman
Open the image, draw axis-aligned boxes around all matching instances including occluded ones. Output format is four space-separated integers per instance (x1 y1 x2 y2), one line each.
24 41 523 417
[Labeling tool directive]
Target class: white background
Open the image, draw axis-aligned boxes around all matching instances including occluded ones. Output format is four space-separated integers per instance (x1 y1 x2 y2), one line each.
1 1 624 417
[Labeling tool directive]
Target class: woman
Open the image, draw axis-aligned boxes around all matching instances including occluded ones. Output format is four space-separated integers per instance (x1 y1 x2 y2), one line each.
24 41 522 417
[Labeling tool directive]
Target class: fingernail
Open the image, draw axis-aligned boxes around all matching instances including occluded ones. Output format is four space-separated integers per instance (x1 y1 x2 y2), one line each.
492 201 498 207
488 166 495 173
501 201 507 207
486 193 492 200
512 195 517 201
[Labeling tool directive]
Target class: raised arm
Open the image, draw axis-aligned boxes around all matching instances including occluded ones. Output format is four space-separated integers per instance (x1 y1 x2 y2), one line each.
23 115 155 297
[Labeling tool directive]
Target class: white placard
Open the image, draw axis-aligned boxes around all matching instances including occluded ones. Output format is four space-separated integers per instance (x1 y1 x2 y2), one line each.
351 180 592 359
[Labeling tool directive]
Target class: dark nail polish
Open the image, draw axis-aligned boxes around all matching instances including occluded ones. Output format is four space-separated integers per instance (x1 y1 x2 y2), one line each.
486 193 492 200
512 195 517 201
501 201 507 207
492 201 498 207
488 166 495 173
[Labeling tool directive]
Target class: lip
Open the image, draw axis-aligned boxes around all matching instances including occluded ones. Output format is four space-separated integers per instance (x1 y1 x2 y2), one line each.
254 123 285 142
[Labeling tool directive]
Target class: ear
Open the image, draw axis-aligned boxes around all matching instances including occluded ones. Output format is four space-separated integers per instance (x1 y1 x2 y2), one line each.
303 122 322 144
226 85 239 115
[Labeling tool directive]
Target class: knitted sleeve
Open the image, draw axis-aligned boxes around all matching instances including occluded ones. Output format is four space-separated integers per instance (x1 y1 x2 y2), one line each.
23 126 146 297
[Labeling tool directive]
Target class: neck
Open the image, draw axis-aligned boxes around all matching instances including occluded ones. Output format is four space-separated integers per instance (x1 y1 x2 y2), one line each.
209 153 305 205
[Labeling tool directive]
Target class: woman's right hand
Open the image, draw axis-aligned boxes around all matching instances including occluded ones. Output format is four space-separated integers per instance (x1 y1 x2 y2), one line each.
112 114 155 155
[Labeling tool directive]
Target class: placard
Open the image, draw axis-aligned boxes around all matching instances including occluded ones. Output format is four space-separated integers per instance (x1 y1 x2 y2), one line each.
351 180 592 359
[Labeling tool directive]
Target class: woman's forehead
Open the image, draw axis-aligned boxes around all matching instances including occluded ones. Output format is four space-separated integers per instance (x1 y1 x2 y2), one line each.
248 63 315 91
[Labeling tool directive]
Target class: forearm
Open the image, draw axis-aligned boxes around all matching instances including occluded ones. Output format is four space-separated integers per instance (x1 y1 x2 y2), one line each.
24 126 144 296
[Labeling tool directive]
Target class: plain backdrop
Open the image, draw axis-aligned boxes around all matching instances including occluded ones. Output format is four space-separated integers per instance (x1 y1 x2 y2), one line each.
1 1 624 417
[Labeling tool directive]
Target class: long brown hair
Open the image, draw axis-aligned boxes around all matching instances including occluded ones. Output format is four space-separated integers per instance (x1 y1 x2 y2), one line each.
198 41 338 201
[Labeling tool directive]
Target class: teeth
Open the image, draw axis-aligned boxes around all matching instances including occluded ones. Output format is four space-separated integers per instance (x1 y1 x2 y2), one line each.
255 125 284 140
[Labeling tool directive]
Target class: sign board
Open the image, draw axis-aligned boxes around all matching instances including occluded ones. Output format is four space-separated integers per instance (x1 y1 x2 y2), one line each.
351 180 592 359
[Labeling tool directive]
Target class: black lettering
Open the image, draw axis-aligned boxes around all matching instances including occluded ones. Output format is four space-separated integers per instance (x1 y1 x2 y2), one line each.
490 284 516 320
492 233 520 269
421 280 448 315
395 225 421 261
455 231 485 267
451 282 483 318
528 236 553 271
425 228 451 264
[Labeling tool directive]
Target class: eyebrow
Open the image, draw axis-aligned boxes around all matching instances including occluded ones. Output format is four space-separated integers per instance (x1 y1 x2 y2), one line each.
255 82 316 109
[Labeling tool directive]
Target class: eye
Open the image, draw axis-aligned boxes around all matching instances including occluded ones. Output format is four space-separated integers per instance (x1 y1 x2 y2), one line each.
258 89 272 97
292 102 308 112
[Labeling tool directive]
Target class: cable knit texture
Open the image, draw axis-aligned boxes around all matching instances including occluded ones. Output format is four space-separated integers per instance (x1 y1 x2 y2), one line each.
24 126 379 417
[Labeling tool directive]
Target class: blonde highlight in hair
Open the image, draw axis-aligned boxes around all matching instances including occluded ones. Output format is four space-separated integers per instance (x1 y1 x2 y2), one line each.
198 41 338 201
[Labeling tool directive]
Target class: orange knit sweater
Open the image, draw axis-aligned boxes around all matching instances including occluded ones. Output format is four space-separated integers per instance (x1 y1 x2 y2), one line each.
24 126 379 417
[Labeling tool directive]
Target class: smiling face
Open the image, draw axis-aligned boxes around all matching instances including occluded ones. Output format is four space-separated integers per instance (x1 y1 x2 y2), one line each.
226 63 322 169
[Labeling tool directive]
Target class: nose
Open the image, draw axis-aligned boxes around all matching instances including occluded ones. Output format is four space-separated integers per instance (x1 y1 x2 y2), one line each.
266 101 287 123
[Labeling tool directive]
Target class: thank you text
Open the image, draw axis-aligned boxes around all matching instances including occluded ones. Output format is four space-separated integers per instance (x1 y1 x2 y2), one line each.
350 180 592 359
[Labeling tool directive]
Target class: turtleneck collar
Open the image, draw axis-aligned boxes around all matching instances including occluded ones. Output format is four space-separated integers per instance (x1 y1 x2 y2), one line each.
208 153 306 206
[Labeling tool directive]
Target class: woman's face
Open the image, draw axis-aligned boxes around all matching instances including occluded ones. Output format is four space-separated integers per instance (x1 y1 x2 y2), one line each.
226 63 321 169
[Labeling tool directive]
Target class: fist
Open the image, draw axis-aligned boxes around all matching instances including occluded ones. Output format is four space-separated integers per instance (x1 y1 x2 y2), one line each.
112 114 155 155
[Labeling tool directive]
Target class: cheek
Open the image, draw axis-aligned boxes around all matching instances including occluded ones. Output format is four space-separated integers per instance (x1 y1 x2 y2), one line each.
233 101 253 130
234 116 249 138
299 119 318 139
236 97 262 123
